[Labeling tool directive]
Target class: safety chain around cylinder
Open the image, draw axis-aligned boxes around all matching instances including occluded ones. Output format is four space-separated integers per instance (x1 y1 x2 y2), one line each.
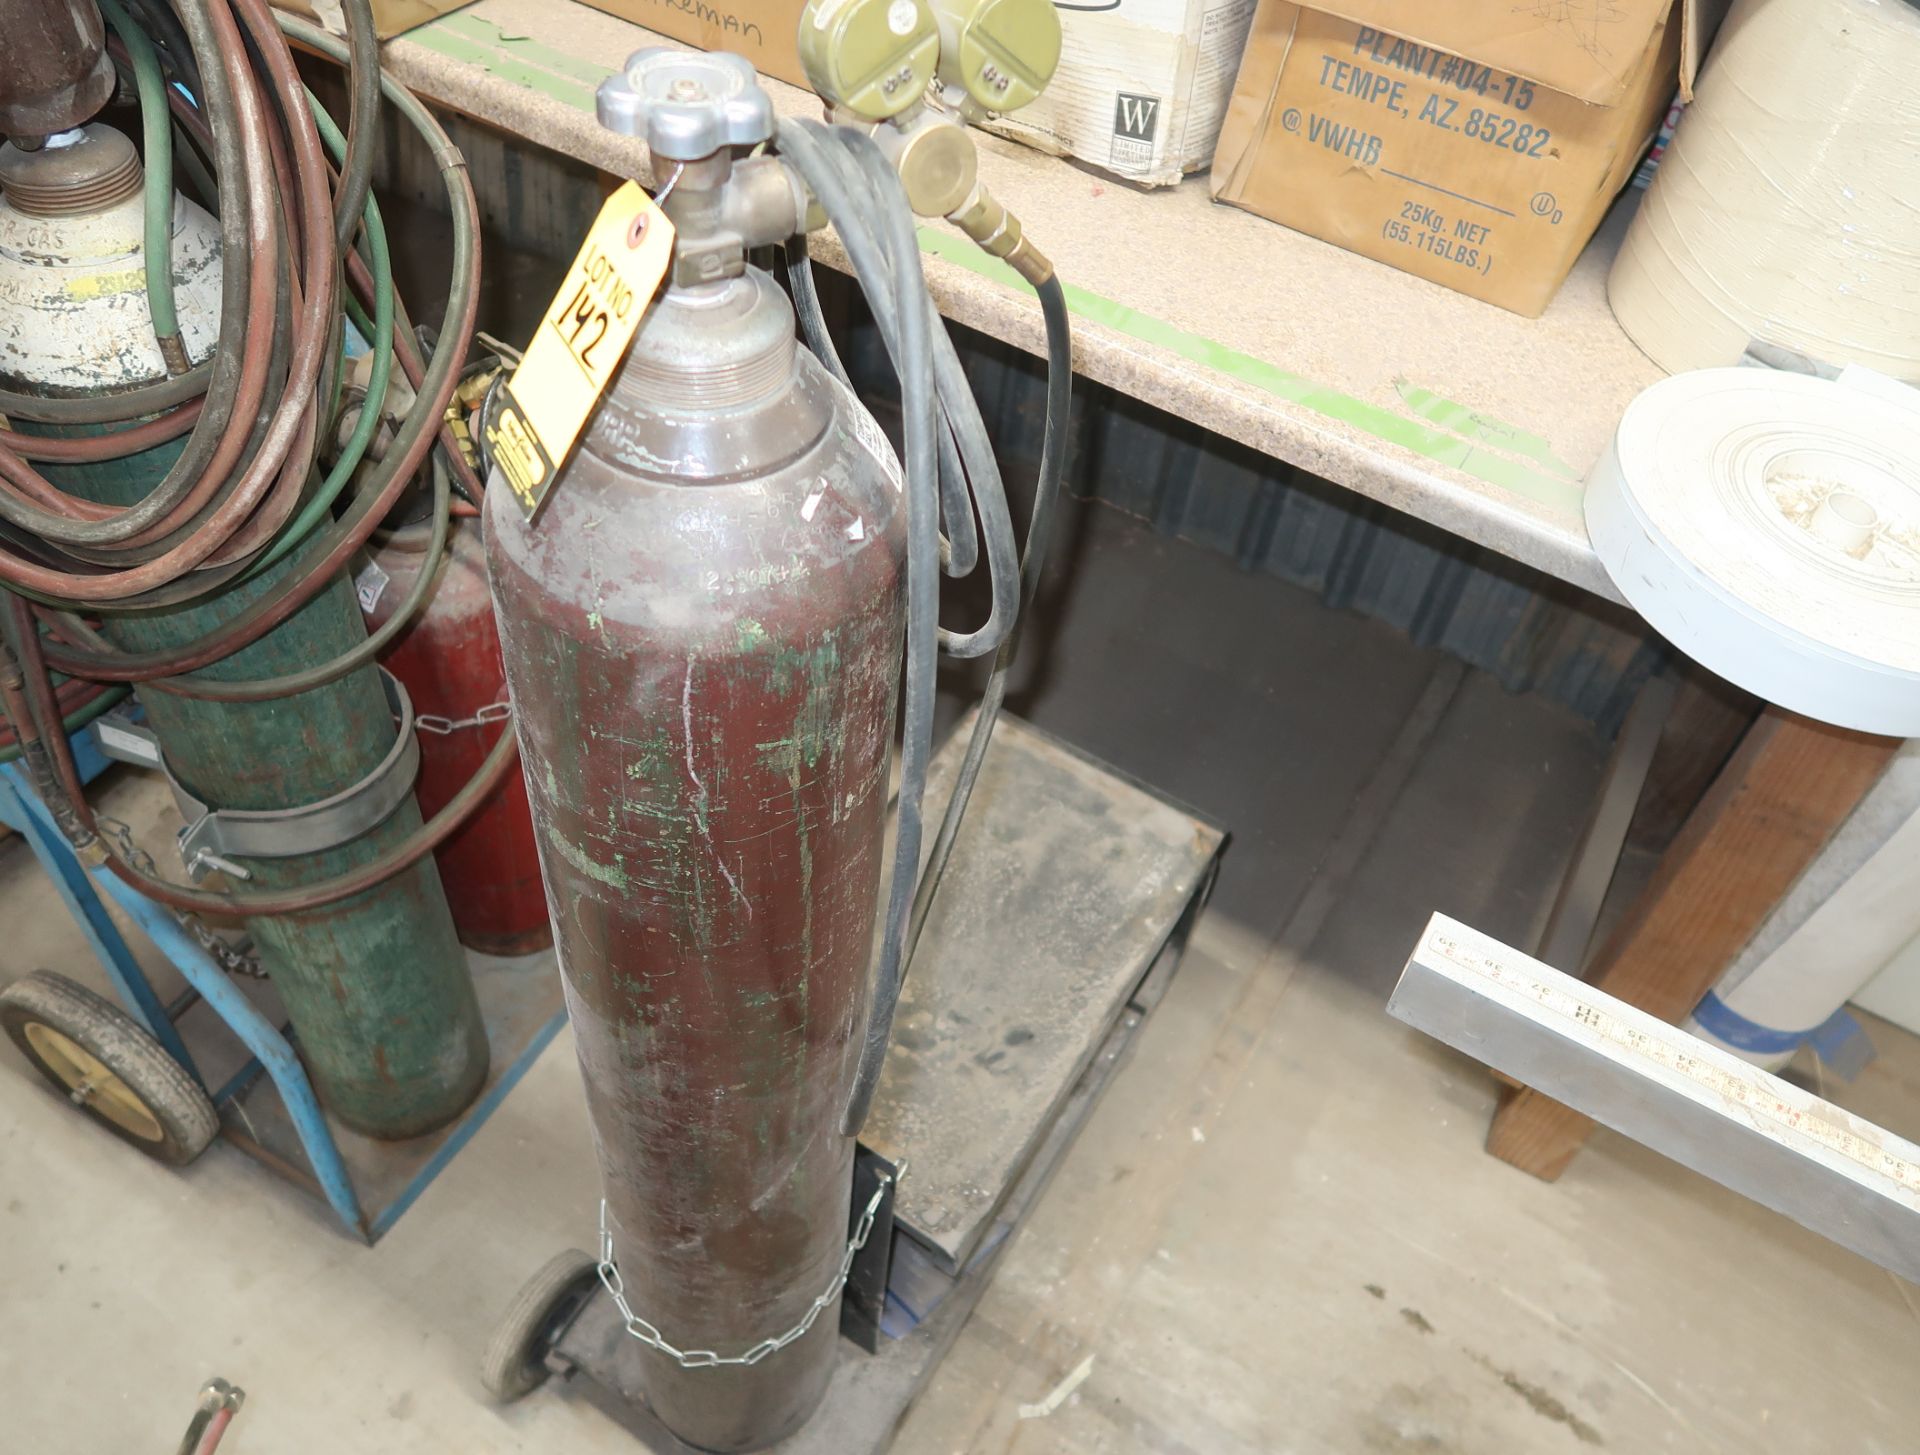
180 911 265 979
413 701 511 736
596 1163 902 1369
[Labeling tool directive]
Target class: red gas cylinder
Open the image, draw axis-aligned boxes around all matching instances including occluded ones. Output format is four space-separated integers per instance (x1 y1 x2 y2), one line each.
487 266 905 1451
361 514 551 956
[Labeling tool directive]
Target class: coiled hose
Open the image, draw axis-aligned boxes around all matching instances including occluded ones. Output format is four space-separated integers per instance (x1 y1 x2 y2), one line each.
0 0 511 917
773 119 1073 1136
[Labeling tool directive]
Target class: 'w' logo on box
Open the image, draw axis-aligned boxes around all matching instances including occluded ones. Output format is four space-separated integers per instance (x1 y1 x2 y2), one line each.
1111 92 1162 171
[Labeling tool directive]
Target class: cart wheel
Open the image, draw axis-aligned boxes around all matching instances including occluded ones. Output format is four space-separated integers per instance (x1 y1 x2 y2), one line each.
482 1249 602 1403
0 970 217 1167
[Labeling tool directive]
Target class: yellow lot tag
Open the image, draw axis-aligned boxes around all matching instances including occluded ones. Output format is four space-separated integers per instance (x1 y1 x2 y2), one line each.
487 182 675 522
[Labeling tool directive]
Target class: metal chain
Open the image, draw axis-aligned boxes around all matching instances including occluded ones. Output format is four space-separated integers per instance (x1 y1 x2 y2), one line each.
597 1163 901 1370
413 701 511 736
96 812 157 878
181 913 265 979
96 814 266 979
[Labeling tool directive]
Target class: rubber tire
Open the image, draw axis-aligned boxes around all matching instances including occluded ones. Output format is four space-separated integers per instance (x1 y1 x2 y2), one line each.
0 970 217 1167
481 1249 601 1403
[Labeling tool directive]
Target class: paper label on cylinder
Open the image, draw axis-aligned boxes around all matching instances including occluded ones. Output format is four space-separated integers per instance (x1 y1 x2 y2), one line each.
354 559 390 614
833 377 904 493
487 183 676 523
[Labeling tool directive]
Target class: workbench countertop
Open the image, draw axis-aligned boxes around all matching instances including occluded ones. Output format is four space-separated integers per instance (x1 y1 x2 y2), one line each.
382 0 1664 602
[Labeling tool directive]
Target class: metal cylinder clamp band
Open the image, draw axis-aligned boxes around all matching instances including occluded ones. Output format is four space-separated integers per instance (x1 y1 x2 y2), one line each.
96 669 423 879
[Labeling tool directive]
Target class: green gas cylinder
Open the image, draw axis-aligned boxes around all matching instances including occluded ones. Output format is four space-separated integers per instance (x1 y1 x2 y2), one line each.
0 125 487 1140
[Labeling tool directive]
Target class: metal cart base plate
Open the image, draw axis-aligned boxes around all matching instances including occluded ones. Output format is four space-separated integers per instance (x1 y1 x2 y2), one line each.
206 949 565 1242
523 716 1225 1452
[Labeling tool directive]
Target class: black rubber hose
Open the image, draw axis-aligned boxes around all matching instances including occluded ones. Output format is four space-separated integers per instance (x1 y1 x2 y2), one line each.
846 174 935 1136
935 428 980 577
777 120 1054 1130
906 274 1072 963
786 227 979 579
330 0 381 250
122 0 200 94
839 134 1015 654
785 236 847 381
834 136 1004 596
816 128 1014 654
0 364 212 426
773 120 939 1137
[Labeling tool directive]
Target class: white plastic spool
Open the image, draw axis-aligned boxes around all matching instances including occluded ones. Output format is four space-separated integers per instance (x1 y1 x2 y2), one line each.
1585 368 1920 735
1608 0 1920 380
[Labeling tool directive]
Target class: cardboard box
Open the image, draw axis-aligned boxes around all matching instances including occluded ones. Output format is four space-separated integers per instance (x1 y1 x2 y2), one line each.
584 1 1257 189
1281 0 1677 105
988 0 1258 188
276 0 473 40
579 0 812 89
1211 0 1687 315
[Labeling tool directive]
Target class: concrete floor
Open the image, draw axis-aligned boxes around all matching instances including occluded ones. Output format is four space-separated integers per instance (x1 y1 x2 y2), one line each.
3 501 1918 1453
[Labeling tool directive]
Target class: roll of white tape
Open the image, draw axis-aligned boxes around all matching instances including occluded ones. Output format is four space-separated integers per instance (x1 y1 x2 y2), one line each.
1586 368 1920 734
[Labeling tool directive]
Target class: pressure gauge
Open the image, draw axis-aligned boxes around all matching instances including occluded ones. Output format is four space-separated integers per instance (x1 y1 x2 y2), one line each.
928 0 1062 114
798 0 941 121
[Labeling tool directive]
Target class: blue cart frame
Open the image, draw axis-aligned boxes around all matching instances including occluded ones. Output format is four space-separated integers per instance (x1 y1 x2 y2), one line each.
0 735 564 1241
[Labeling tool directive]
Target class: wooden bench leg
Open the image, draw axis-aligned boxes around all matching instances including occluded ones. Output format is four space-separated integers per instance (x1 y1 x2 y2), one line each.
1487 705 1903 1181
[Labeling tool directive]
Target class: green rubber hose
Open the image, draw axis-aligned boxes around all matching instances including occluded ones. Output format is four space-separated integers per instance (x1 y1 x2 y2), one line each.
245 88 396 574
98 0 187 375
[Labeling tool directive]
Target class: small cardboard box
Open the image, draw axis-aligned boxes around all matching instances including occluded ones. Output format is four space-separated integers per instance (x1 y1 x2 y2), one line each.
582 0 1258 189
988 0 1259 189
577 0 812 89
1211 0 1689 315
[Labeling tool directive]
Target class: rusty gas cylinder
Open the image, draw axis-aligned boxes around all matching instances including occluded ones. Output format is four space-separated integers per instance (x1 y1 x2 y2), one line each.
485 267 905 1451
